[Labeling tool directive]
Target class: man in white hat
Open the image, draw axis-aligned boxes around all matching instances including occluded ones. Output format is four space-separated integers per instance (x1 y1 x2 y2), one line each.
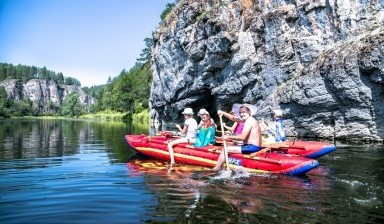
262 109 286 142
167 108 198 164
213 104 262 171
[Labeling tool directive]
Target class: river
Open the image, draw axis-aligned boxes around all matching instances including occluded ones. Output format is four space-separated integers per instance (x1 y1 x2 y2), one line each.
0 118 383 223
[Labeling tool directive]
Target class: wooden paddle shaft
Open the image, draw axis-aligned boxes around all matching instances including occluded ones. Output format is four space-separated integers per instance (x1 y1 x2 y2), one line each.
219 115 230 170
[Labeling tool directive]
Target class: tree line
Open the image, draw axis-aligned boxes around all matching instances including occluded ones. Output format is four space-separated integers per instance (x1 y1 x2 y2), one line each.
0 63 81 86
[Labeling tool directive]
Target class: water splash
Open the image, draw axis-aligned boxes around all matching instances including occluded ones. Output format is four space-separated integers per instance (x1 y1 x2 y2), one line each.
211 168 250 180
184 191 201 218
336 178 365 187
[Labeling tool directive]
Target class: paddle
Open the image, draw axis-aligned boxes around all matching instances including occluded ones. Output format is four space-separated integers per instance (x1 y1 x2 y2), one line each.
219 115 230 170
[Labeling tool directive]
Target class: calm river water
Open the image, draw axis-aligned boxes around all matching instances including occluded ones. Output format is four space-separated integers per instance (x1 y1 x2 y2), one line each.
0 118 383 224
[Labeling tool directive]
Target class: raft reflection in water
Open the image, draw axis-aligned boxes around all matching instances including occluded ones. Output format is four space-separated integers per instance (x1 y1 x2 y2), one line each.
125 158 330 220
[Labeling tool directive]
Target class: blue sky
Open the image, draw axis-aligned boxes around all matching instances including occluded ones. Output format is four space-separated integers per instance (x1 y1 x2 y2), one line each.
0 0 174 87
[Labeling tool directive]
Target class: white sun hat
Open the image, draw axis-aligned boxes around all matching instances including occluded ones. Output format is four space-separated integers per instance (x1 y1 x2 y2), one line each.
273 109 283 117
231 103 242 118
241 104 258 116
197 108 210 116
182 108 194 115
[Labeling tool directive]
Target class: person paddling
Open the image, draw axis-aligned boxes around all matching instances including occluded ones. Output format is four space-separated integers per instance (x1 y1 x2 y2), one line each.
212 104 262 171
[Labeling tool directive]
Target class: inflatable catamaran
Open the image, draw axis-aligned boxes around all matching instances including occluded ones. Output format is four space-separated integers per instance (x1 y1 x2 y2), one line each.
124 134 335 175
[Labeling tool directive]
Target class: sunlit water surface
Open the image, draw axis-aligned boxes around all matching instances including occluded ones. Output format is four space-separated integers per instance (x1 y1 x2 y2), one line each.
0 119 383 223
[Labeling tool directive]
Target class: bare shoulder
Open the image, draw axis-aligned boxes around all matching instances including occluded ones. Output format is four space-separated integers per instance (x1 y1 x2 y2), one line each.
244 117 257 128
249 117 260 127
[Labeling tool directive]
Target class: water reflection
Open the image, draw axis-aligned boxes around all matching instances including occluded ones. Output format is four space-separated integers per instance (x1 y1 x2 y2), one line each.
0 118 148 162
0 119 79 160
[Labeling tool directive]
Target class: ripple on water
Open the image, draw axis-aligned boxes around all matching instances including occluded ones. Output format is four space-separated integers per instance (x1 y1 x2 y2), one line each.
353 196 381 207
336 178 365 187
0 152 159 224
333 176 383 210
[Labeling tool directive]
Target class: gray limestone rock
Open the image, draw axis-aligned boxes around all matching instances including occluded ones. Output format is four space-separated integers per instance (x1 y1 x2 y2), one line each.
150 0 384 141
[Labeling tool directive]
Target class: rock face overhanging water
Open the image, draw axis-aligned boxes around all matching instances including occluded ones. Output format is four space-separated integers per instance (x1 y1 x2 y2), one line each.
150 0 384 141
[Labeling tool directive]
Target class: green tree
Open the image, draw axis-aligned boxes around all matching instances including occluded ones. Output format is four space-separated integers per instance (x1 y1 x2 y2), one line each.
160 3 176 21
46 100 57 115
0 86 10 118
100 84 113 110
57 72 64 84
30 66 38 79
60 93 83 117
0 86 6 99
6 64 16 79
47 70 55 81
137 37 153 65
111 69 133 112
38 66 48 79
0 64 6 81
64 77 81 86
102 61 151 113
11 99 33 116
16 64 23 80
64 77 74 85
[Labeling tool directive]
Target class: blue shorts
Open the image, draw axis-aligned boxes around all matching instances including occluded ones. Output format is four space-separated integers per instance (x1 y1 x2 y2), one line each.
241 144 261 154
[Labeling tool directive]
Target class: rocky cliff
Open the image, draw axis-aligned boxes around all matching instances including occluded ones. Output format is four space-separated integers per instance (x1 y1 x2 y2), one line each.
149 0 384 141
0 79 95 112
